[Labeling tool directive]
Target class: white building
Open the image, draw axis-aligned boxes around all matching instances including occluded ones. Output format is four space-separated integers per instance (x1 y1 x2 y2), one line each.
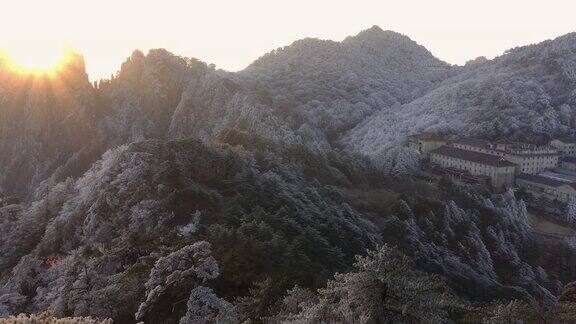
430 146 516 190
516 173 576 203
551 137 576 158
561 157 576 171
452 138 559 174
407 133 447 158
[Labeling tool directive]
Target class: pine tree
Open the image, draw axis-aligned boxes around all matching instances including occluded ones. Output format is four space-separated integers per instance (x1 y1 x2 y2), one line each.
135 242 225 321
276 245 462 323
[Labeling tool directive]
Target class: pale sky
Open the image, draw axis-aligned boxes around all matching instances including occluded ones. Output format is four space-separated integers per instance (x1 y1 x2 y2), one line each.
1 0 576 80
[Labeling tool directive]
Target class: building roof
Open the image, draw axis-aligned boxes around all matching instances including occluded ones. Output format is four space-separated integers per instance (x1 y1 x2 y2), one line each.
562 156 576 163
495 139 515 144
430 146 516 167
558 136 576 144
539 171 576 183
408 132 446 142
451 138 492 149
453 138 557 156
516 173 566 188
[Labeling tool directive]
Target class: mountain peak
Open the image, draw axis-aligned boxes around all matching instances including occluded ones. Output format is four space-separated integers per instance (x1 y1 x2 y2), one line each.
348 26 409 43
342 26 447 68
59 49 90 81
364 25 385 33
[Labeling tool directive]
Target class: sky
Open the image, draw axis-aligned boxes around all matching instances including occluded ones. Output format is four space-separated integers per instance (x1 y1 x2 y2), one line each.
1 0 576 80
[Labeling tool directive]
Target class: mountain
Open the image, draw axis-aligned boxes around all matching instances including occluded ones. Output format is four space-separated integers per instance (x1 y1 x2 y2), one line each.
0 49 321 198
0 138 383 321
0 52 102 197
0 27 456 197
239 26 456 138
2 27 576 322
341 32 576 173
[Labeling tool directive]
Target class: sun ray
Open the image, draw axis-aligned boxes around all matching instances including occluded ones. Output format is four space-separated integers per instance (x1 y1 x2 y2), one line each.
0 45 75 78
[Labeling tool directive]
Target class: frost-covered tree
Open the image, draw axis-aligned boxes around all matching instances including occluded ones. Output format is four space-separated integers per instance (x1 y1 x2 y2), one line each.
0 312 112 323
0 292 27 317
179 286 238 324
276 245 459 323
136 242 217 318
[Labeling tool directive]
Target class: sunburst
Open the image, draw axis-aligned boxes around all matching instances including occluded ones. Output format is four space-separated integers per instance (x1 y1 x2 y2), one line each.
0 46 75 77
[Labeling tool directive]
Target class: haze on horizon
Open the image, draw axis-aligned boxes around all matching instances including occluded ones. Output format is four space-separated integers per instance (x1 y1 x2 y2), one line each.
2 0 576 80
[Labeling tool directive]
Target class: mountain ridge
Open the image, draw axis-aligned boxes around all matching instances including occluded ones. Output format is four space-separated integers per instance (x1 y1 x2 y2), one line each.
3 26 576 193
341 29 576 173
2 27 576 321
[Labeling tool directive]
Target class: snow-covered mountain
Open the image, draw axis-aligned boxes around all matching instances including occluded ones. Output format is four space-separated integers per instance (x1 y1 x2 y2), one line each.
2 26 576 322
0 49 323 197
0 138 380 320
0 27 457 196
240 26 455 137
342 32 576 173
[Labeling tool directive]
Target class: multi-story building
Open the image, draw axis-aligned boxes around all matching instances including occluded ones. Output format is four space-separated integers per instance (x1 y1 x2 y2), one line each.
407 132 447 158
430 146 516 190
501 144 559 174
409 133 573 193
452 138 503 156
551 137 576 158
516 173 576 202
561 157 576 171
452 138 559 174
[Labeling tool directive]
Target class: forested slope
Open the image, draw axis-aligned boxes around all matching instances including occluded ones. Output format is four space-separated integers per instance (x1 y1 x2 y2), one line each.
342 32 576 173
1 27 576 322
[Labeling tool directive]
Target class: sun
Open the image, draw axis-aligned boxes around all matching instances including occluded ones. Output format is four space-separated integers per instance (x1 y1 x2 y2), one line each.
0 45 73 77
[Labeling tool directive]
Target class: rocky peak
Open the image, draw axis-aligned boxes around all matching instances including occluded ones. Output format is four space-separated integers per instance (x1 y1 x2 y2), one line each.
344 26 442 64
